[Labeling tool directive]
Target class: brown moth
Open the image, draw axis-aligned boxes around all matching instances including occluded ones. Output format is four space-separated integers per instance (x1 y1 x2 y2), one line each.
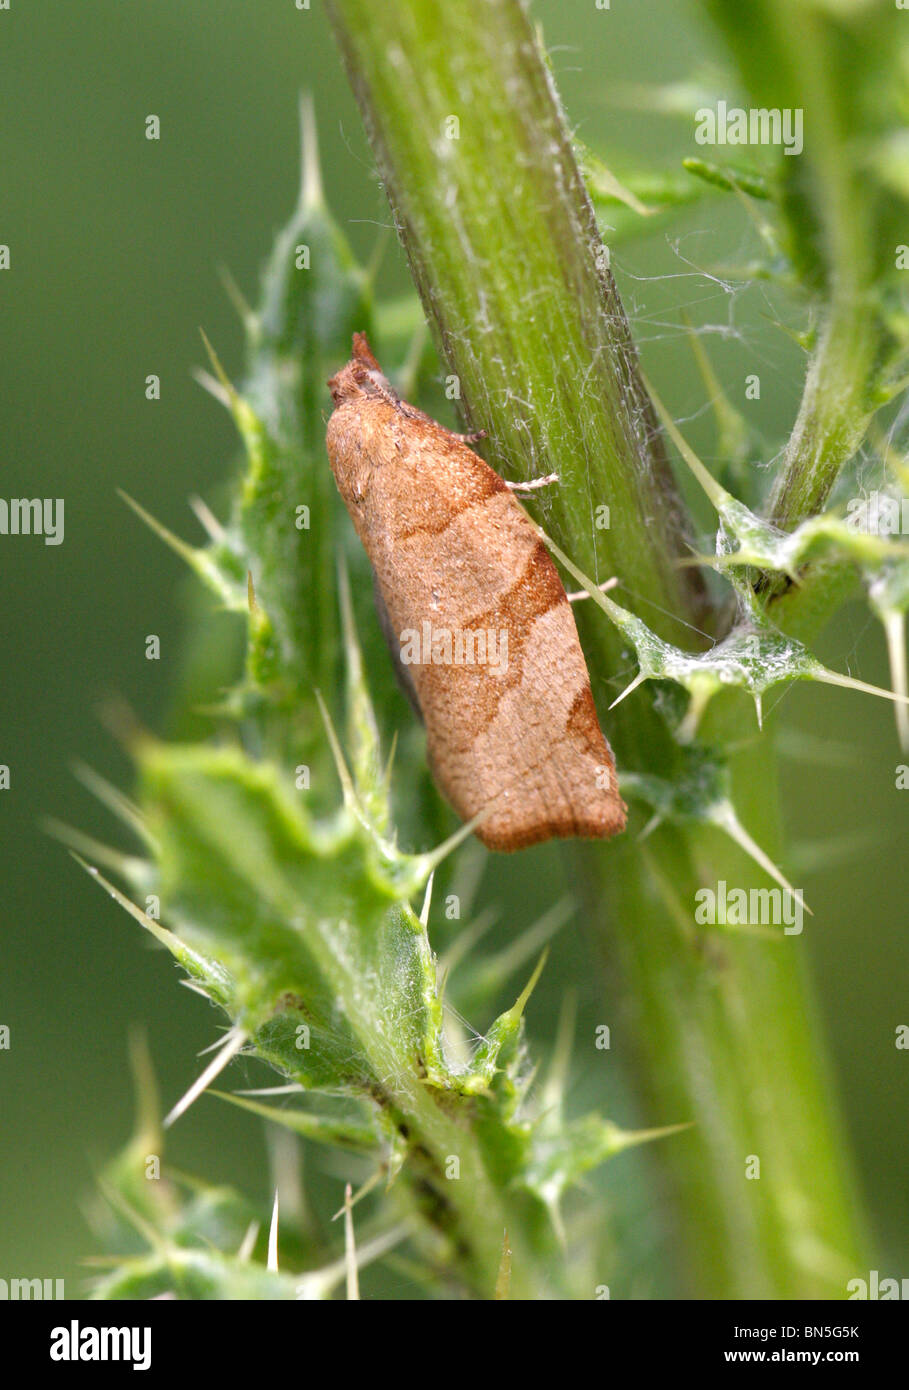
326 333 626 851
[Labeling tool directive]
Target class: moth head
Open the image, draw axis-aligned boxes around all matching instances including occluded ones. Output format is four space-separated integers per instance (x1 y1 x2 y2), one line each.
326 334 395 514
327 332 396 407
327 360 363 406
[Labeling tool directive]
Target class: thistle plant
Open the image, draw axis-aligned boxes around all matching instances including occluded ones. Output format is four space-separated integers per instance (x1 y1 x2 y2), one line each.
73 1 909 1298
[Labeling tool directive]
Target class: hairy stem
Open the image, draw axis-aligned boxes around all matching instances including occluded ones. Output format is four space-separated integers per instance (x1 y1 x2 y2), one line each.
768 298 878 533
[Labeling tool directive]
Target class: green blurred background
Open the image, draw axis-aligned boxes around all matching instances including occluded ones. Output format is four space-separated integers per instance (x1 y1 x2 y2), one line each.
1 0 905 1295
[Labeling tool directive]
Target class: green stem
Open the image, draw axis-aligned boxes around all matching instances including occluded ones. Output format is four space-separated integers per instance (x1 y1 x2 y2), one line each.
326 0 868 1296
593 719 867 1298
768 297 877 534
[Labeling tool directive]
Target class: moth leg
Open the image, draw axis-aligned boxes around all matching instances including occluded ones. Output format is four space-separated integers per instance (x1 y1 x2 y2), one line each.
446 426 487 445
567 576 619 603
422 415 487 444
505 472 560 492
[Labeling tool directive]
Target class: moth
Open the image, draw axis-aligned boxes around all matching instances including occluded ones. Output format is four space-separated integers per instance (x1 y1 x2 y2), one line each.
326 333 626 851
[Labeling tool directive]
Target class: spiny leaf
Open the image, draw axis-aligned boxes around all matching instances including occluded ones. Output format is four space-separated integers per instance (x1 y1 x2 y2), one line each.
620 752 808 918
542 521 909 743
525 1116 692 1209
210 1089 378 1153
645 376 909 581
